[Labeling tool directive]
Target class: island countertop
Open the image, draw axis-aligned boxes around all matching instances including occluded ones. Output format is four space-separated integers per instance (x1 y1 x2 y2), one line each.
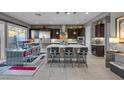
46 44 88 63
47 44 87 48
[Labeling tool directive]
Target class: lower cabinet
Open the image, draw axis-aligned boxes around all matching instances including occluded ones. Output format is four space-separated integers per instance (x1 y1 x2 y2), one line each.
91 45 104 57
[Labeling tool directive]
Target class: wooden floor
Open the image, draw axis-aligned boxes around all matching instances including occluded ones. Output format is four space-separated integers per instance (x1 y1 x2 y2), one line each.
0 54 122 80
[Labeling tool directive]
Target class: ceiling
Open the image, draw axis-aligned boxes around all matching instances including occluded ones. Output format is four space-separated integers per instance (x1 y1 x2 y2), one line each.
3 12 102 25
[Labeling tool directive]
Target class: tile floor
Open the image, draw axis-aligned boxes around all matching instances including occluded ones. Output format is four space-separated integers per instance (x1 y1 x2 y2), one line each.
0 54 122 80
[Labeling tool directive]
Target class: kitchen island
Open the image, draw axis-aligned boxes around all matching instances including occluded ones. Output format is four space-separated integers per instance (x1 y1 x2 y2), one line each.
46 44 88 63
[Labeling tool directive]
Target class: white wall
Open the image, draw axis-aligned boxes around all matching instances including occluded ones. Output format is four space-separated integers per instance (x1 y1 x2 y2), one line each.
85 25 91 53
0 13 30 28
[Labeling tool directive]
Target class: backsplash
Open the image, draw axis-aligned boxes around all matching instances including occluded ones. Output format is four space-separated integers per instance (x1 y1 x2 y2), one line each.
110 43 124 51
92 38 105 45
51 39 61 43
51 39 78 43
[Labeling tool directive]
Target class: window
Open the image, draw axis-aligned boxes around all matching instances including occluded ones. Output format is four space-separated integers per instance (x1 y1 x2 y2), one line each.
7 23 28 48
0 21 5 59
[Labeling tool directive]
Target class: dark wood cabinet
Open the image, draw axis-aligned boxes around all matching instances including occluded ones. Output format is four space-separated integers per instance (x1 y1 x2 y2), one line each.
50 29 60 39
92 45 104 57
77 28 85 36
95 24 104 37
67 29 77 39
67 28 85 39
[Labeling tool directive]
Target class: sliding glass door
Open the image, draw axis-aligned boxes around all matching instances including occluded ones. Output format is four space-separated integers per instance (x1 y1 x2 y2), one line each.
7 23 28 48
0 22 28 59
0 21 5 59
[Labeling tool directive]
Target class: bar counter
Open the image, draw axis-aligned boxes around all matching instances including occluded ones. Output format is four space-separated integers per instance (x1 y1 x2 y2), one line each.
46 44 88 62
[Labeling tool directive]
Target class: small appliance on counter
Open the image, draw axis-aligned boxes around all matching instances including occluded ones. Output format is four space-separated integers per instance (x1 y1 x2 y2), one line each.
77 36 85 45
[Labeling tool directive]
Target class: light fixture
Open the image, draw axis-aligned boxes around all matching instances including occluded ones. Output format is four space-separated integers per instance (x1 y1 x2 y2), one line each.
56 12 60 14
56 31 59 35
73 31 76 35
109 37 119 51
65 12 70 14
35 13 42 16
85 12 89 14
73 12 77 14
109 37 119 43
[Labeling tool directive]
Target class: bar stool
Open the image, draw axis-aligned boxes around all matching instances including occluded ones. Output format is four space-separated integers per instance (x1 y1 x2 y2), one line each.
77 47 88 68
50 47 60 67
63 47 74 68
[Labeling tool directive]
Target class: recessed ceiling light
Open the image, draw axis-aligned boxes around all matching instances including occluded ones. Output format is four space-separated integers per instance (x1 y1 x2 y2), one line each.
56 31 59 34
56 12 60 14
73 12 77 14
35 13 42 16
65 12 70 14
85 12 89 14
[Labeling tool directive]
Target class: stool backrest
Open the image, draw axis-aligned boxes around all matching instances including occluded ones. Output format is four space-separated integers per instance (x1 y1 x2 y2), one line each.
50 47 60 55
78 47 88 55
64 47 73 55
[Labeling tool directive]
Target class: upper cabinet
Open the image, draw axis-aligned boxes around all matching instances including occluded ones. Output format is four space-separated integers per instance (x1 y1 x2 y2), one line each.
77 28 85 36
50 29 60 39
95 24 104 37
67 28 85 39
67 29 77 39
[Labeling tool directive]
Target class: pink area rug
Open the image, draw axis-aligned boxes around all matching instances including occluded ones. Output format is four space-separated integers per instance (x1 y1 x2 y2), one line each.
9 66 36 71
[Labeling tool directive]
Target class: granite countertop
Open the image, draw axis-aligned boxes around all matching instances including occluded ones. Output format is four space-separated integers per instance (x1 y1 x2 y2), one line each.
115 52 124 56
91 44 104 46
50 42 77 43
47 44 87 48
107 50 121 53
